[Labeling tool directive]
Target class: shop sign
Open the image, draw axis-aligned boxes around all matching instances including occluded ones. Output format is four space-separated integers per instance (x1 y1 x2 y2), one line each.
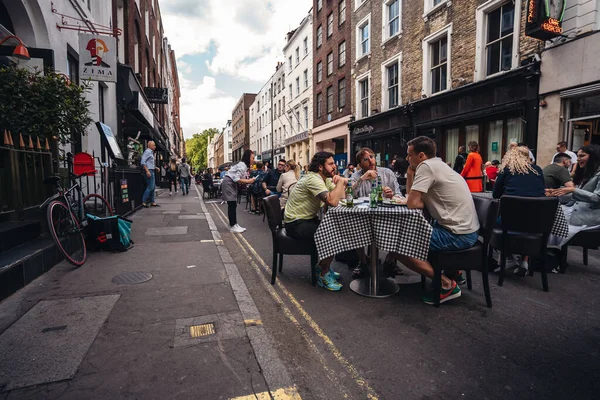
79 34 117 82
134 92 156 128
261 150 272 160
144 87 169 104
525 0 566 41
121 179 129 203
492 142 499 152
284 131 309 146
274 147 286 155
352 125 374 136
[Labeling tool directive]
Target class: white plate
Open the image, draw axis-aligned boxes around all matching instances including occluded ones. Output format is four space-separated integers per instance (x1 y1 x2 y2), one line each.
358 197 370 202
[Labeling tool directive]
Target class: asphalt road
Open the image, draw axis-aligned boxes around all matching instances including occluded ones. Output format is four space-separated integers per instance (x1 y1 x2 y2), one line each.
207 197 600 400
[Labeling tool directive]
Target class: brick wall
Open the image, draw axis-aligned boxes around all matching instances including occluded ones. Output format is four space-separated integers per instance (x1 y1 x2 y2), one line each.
313 0 353 128
232 93 256 161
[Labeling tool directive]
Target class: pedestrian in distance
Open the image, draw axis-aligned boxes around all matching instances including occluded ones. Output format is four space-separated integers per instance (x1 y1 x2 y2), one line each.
178 157 191 195
141 140 160 207
221 150 256 233
167 158 178 195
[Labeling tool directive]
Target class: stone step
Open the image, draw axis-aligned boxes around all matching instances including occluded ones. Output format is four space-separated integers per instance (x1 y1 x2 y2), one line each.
0 220 41 253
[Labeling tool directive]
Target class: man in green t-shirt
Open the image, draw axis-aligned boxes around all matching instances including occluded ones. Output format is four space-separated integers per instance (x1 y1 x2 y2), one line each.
543 153 574 189
284 151 348 291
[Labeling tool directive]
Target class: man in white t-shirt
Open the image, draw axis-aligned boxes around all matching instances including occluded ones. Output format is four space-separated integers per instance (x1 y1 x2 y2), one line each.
393 136 480 305
551 141 578 172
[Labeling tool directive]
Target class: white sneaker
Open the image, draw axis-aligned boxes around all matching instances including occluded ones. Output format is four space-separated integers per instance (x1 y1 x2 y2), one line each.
230 225 245 233
169 192 172 196
234 224 247 232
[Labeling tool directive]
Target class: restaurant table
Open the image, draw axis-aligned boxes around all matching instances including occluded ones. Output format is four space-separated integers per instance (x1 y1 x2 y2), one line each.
472 192 569 237
314 203 433 298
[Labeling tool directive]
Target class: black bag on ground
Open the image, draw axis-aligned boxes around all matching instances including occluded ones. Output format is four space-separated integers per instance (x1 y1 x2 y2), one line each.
86 214 134 252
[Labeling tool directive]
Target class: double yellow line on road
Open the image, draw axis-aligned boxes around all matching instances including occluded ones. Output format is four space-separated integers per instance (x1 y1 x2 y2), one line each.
211 204 379 400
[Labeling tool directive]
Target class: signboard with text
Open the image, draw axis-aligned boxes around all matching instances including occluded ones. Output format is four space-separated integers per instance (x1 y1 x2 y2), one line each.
79 33 117 82
144 87 169 104
525 0 566 41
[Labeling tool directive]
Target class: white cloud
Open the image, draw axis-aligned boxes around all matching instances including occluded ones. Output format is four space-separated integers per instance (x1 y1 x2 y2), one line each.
161 0 312 135
179 76 237 138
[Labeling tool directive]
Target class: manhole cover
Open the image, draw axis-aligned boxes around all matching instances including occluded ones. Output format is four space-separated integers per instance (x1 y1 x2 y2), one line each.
112 272 153 284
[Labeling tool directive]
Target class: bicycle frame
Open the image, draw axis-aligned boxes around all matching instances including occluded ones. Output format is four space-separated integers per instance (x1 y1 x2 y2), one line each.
40 178 86 226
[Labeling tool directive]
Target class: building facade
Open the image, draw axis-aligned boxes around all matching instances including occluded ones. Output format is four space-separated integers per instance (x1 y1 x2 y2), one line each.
271 63 287 164
249 75 274 165
312 0 353 167
537 1 600 166
207 133 216 169
232 93 256 162
348 0 542 168
283 11 314 167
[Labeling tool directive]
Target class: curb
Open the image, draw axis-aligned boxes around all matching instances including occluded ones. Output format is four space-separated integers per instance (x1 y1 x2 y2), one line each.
193 184 299 399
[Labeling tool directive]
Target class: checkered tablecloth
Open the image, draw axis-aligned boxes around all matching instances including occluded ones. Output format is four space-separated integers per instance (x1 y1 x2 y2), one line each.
314 205 433 262
472 192 569 237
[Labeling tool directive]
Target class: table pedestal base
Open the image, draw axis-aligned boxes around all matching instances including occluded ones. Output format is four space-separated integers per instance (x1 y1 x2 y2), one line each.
349 278 400 298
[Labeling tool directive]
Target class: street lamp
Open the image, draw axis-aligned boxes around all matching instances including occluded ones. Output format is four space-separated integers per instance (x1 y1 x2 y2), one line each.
0 35 31 60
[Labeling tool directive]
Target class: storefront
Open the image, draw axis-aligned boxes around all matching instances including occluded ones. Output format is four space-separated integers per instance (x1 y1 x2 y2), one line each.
538 32 600 165
273 147 286 164
348 110 410 168
412 64 540 168
285 130 311 167
313 115 352 166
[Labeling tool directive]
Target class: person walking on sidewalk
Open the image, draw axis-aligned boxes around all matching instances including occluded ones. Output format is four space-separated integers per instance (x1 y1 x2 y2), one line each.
221 150 256 233
141 141 159 207
178 158 191 195
167 158 178 196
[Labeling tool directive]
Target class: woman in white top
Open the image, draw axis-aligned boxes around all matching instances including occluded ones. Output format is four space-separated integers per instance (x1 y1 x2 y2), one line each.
277 159 300 209
221 150 256 233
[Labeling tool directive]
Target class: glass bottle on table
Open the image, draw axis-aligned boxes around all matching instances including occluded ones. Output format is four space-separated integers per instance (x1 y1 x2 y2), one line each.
345 182 354 208
369 187 378 208
376 176 383 204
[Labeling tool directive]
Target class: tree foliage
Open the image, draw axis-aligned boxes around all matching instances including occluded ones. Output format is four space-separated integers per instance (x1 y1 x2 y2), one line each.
185 128 219 170
0 67 93 151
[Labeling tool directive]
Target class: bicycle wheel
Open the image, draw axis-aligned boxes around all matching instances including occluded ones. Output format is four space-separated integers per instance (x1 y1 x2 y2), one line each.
47 200 87 266
83 193 114 218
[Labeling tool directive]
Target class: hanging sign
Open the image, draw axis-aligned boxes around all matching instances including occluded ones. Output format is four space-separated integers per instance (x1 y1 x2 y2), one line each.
525 0 567 41
79 33 117 82
121 179 129 203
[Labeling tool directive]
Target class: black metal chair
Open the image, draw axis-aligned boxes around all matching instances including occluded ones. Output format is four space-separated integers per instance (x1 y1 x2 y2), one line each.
490 195 558 292
423 195 499 308
263 195 317 286
559 229 600 272
201 180 217 199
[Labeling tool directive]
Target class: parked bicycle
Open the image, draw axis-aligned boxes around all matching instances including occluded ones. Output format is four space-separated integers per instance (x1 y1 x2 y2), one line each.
41 173 113 266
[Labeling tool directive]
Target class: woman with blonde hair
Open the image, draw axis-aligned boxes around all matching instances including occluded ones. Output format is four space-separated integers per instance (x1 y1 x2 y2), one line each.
277 159 300 209
492 146 546 276
460 141 484 192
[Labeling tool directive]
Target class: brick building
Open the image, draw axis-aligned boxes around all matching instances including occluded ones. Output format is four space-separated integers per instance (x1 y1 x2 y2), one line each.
349 0 543 167
232 93 257 162
312 0 353 166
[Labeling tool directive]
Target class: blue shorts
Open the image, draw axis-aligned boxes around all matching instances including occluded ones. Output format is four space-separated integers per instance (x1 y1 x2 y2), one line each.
430 222 478 252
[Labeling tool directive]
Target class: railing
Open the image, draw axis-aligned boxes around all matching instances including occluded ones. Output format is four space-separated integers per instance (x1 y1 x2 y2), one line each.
0 132 54 221
109 167 145 217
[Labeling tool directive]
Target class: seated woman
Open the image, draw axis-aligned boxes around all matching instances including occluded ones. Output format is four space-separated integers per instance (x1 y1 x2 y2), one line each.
546 144 600 246
493 147 546 276
277 159 300 209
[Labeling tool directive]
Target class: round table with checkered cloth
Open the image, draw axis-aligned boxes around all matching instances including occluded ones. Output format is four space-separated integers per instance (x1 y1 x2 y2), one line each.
315 203 433 298
471 192 569 237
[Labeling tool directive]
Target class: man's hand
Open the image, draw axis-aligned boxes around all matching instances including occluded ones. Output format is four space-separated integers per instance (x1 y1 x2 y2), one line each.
546 187 575 197
249 178 256 184
361 170 378 181
383 186 393 198
407 165 416 177
146 170 151 178
265 189 271 195
332 175 347 185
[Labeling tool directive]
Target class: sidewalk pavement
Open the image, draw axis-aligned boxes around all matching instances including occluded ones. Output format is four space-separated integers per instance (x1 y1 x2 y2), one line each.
0 185 299 399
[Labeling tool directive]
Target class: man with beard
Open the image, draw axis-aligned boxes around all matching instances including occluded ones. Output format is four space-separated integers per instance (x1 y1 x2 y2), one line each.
284 152 348 291
263 159 286 196
350 147 405 279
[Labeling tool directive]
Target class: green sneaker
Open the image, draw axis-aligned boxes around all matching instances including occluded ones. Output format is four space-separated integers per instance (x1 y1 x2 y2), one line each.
317 272 343 291
316 266 341 281
421 281 461 305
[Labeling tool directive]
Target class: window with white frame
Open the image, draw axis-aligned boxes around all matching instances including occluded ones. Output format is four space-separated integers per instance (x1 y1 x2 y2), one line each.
289 84 292 98
356 72 370 119
424 0 446 15
304 106 309 129
383 0 401 41
485 2 515 76
327 13 334 37
296 77 300 96
317 25 323 47
356 15 370 59
296 47 300 64
327 52 333 76
338 78 346 108
339 41 346 67
304 69 308 88
355 0 366 10
317 61 323 83
422 24 452 96
386 62 399 109
318 0 323 11
316 92 323 118
304 37 308 55
297 111 301 131
289 56 292 71
327 86 334 113
339 0 346 25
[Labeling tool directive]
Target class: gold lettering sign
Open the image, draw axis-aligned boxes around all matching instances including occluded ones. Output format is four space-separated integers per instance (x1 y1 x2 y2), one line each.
528 0 536 23
541 18 563 34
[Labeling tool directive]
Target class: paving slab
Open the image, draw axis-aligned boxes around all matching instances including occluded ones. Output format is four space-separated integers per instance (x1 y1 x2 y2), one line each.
0 295 120 391
145 226 188 236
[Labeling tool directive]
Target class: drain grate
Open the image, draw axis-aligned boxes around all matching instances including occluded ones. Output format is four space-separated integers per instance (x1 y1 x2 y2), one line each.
112 271 153 284
190 323 216 338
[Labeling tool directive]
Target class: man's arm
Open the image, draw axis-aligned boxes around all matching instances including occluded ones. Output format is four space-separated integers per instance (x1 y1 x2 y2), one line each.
407 190 425 209
317 176 347 207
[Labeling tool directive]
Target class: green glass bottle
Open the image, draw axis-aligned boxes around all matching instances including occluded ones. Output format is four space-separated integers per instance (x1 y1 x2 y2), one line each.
345 182 354 208
376 176 383 203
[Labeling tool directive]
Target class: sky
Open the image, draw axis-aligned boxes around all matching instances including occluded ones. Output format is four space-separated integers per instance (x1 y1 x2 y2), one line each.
160 0 313 139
